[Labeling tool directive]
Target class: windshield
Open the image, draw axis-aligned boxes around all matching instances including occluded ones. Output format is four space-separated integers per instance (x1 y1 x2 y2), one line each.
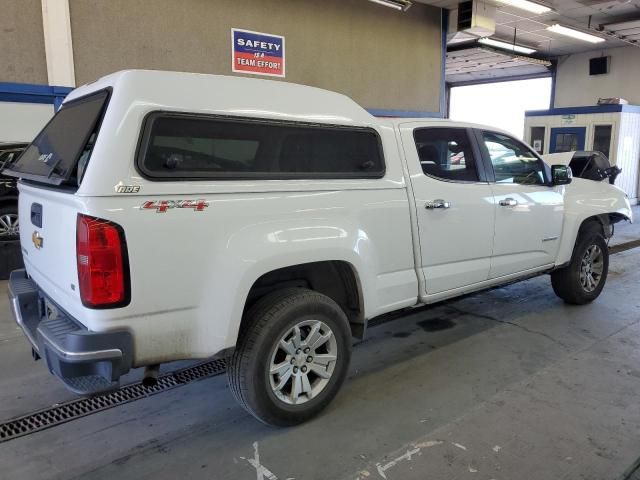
4 91 109 186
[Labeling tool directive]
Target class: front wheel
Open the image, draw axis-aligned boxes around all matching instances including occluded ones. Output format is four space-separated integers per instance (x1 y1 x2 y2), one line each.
228 288 352 426
551 223 609 305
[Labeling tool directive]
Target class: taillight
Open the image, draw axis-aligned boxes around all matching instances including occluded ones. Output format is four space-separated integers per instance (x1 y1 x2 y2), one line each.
76 214 129 308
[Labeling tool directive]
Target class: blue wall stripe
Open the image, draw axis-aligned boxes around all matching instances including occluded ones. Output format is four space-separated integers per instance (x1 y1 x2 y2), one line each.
3 80 444 118
526 104 640 116
0 82 73 107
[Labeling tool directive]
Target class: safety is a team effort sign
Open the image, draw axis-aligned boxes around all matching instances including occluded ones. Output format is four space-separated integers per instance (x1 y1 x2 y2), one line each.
231 28 285 77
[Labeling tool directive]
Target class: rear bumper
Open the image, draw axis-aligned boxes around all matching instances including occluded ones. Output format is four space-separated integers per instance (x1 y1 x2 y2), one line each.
8 269 133 395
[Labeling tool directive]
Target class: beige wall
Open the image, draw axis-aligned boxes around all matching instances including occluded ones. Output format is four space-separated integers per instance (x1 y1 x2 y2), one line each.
69 0 442 112
0 0 48 84
555 46 640 108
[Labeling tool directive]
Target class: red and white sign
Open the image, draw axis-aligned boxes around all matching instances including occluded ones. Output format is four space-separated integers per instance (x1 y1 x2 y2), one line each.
231 28 285 78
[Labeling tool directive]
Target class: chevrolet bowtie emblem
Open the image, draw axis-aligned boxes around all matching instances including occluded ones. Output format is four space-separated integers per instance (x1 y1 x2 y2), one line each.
32 231 44 250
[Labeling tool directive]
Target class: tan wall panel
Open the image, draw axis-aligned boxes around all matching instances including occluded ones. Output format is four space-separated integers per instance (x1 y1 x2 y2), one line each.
555 46 640 107
0 0 48 84
69 0 442 112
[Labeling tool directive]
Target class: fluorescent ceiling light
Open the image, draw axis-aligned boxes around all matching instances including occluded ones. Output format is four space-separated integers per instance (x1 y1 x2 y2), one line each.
479 37 536 54
546 24 606 43
495 0 552 14
367 0 412 11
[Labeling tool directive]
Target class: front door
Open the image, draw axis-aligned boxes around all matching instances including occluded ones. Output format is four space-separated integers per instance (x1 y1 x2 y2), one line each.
476 130 564 278
550 127 586 153
400 124 495 295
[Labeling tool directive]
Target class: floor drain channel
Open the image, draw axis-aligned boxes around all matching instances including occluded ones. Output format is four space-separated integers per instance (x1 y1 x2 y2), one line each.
0 357 227 444
1 240 637 445
609 239 640 255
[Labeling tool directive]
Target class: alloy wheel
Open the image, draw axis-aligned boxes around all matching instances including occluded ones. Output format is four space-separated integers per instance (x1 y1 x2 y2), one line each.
579 244 604 293
0 213 19 239
268 319 338 405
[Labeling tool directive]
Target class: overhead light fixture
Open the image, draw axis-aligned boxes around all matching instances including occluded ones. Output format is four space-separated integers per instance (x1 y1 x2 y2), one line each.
495 0 552 14
367 0 412 11
546 24 606 43
479 37 537 54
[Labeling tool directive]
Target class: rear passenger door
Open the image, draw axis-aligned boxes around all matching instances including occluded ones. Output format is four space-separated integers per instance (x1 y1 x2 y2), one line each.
400 124 495 295
475 130 564 278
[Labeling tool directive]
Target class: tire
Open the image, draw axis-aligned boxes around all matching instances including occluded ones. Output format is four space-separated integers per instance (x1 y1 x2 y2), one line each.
0 205 19 241
228 288 352 426
551 222 609 305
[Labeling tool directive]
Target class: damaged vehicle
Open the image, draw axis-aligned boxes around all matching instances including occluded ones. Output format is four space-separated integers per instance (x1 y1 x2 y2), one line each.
543 150 622 184
5 70 633 426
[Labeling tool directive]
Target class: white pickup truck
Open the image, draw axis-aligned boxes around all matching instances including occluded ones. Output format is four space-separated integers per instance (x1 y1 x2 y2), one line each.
6 70 632 426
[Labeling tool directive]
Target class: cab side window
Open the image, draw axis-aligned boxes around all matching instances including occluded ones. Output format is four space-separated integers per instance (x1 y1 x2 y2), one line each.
413 128 479 182
481 131 546 185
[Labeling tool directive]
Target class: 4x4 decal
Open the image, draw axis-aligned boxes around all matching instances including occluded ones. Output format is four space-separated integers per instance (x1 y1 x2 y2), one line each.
141 200 209 213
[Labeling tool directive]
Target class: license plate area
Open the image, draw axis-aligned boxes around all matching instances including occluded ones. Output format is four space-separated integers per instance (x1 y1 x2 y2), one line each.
44 298 60 321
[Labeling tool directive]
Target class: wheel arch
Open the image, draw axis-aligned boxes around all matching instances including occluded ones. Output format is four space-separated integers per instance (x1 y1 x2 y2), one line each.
555 180 632 266
0 196 18 209
231 259 366 346
556 212 630 266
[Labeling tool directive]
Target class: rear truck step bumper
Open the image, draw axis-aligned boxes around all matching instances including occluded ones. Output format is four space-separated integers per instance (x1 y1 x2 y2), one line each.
8 269 133 395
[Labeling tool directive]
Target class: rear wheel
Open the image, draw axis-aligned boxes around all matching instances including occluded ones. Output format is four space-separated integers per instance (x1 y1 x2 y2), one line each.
551 222 609 305
228 288 352 426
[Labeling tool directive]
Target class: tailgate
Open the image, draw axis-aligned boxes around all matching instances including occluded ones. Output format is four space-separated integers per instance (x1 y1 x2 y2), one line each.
18 182 85 322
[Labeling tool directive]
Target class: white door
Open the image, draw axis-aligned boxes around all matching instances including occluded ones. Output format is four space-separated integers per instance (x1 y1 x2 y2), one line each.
400 124 495 295
477 130 564 278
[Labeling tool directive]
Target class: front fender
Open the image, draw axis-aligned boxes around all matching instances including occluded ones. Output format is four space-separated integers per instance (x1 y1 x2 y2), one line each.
556 178 632 265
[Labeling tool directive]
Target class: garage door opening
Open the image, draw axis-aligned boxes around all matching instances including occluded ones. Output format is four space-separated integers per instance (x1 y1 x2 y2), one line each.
449 78 552 139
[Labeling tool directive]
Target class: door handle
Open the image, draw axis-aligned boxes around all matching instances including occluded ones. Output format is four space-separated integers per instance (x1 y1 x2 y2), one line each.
499 198 518 207
425 199 450 210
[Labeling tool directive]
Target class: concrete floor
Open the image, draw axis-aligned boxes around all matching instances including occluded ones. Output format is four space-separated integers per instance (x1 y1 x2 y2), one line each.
0 216 639 480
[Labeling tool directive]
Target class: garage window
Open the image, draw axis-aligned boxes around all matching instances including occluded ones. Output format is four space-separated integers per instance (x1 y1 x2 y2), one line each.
554 133 580 153
137 113 385 179
593 125 612 159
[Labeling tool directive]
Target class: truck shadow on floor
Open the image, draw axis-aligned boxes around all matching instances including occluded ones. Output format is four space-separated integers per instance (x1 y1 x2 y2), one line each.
60 269 633 480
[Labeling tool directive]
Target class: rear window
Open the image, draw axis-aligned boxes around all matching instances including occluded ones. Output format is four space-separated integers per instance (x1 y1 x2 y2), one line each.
137 114 385 180
5 91 109 186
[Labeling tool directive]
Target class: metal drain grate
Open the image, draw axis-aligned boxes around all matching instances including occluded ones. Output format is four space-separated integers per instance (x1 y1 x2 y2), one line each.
0 357 227 443
3 239 637 444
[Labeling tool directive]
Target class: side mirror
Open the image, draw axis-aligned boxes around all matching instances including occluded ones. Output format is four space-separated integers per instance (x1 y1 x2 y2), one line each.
551 164 572 186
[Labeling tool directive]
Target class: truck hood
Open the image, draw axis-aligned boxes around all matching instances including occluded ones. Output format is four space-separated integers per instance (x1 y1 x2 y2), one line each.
542 152 574 167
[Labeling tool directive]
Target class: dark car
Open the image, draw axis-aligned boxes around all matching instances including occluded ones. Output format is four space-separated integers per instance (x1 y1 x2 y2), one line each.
0 143 27 241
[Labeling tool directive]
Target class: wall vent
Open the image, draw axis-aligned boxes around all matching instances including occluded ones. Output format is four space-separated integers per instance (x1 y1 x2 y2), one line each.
590 56 610 75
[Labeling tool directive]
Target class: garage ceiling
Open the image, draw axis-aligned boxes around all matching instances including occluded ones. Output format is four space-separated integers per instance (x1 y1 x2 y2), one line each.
446 46 551 84
417 0 640 84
